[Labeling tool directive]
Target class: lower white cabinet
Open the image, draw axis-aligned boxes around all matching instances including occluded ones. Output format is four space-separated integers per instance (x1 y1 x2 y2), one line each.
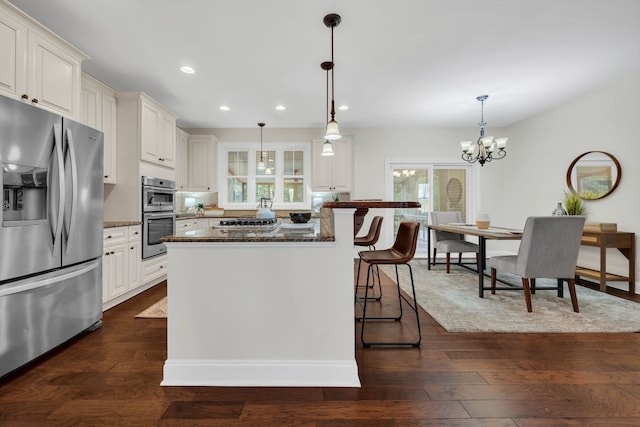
176 217 214 233
103 224 164 310
142 254 167 284
102 226 134 302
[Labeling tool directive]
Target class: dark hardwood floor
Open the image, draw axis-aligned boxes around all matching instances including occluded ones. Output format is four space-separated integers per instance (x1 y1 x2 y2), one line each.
1 267 640 426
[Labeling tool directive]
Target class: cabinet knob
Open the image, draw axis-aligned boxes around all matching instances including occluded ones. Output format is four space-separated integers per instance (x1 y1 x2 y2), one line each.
31 98 38 104
21 94 28 100
110 251 115 255
130 246 134 250
159 265 164 269
104 252 109 256
107 235 112 239
104 175 109 178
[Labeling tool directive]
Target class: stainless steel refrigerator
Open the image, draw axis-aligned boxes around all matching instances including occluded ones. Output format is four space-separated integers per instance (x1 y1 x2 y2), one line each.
0 95 104 378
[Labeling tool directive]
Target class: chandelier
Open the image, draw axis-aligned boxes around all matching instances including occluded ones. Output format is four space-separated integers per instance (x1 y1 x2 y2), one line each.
323 13 342 140
460 95 507 166
320 61 335 156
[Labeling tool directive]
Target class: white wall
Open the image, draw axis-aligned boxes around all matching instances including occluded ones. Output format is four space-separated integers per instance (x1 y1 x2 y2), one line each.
192 71 640 290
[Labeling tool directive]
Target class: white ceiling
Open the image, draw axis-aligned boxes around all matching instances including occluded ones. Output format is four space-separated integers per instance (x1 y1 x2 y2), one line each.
8 0 640 130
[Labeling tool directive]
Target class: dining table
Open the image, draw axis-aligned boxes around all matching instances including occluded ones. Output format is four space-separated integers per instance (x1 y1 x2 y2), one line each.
426 223 523 297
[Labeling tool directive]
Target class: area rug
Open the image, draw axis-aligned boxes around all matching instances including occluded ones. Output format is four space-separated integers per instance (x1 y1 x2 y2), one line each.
381 260 640 333
135 296 167 318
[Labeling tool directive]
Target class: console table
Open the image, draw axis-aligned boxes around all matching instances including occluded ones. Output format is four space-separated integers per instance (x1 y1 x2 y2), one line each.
576 231 636 294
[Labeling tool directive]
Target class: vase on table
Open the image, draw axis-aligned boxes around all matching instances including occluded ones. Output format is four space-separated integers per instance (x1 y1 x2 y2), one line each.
552 202 567 216
476 212 490 229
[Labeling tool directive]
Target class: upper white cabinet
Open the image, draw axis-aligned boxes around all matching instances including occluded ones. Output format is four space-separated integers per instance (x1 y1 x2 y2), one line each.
0 3 87 119
81 74 117 184
117 91 177 170
175 128 189 191
139 95 176 168
312 138 353 192
188 134 217 192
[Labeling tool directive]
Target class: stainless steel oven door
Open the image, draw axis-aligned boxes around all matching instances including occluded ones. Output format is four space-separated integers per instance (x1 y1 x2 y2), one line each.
142 212 175 259
142 186 175 212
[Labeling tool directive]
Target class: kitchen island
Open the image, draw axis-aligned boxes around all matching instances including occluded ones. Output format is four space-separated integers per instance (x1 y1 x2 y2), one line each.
160 208 360 387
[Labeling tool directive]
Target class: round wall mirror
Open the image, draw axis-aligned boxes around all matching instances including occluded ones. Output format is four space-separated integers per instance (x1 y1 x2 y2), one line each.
566 151 621 200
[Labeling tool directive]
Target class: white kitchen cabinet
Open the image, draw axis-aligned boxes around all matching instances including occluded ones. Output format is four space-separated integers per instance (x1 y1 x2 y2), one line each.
0 3 87 119
188 134 217 192
127 226 141 289
312 138 353 192
175 128 189 190
139 95 176 169
81 74 117 184
102 228 129 303
176 218 196 232
142 254 167 284
102 225 141 304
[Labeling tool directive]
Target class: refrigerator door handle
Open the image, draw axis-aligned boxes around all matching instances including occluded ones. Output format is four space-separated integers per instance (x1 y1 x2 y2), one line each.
64 128 78 254
52 124 65 249
0 259 99 297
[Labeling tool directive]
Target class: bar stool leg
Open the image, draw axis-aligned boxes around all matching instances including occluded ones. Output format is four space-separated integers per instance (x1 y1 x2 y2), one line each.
360 262 421 347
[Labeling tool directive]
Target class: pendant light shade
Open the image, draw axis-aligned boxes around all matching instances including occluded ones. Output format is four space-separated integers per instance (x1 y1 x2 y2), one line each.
324 119 341 140
321 140 335 156
257 122 266 170
323 13 342 141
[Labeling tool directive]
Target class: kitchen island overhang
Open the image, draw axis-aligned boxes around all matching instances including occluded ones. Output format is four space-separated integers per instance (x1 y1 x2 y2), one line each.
160 208 360 387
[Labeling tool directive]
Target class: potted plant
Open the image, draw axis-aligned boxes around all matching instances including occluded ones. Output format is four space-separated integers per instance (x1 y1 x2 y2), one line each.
563 191 586 216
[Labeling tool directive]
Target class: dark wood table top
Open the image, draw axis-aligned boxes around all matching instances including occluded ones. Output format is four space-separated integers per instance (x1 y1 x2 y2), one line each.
322 200 421 209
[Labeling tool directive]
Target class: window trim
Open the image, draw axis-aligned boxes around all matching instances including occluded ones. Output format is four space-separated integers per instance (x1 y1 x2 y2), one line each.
218 142 311 210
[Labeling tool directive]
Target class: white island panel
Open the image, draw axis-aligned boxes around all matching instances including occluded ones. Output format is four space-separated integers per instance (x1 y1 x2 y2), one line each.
162 209 359 387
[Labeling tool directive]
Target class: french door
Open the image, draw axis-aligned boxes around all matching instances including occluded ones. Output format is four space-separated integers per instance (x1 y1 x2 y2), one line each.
385 161 475 256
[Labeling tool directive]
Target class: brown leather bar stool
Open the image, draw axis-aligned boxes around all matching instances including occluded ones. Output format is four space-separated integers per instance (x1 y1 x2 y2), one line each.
354 216 383 301
357 221 422 347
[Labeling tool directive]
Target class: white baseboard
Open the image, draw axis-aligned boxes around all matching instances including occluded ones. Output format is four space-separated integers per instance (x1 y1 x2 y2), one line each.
161 359 361 387
102 274 166 311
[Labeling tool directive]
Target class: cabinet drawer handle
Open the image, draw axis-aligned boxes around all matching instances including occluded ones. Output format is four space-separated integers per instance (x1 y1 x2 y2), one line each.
110 251 115 255
107 235 112 239
104 252 109 256
104 175 109 178
31 98 38 104
21 94 28 100
130 246 135 250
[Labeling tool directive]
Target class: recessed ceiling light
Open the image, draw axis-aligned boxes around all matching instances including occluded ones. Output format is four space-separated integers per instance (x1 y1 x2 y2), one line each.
338 105 349 111
219 105 230 111
180 65 195 74
275 105 286 111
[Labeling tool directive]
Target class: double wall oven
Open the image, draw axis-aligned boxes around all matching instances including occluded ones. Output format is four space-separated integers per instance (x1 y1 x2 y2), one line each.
141 176 176 260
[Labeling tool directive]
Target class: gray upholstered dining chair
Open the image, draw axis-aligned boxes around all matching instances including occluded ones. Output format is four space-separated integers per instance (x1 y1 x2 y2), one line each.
430 211 480 273
489 216 586 312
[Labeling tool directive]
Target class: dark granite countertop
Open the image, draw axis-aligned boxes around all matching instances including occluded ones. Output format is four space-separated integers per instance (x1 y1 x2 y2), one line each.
162 220 334 243
104 221 141 228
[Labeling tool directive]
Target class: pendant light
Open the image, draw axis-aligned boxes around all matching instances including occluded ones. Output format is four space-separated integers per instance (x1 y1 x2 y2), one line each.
323 13 342 140
320 61 335 156
257 122 266 170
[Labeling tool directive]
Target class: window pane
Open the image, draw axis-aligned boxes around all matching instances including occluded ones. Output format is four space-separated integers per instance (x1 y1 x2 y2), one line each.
283 150 303 175
433 169 467 221
228 151 248 176
393 168 429 254
227 177 248 203
256 177 275 201
283 178 304 202
256 150 275 175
